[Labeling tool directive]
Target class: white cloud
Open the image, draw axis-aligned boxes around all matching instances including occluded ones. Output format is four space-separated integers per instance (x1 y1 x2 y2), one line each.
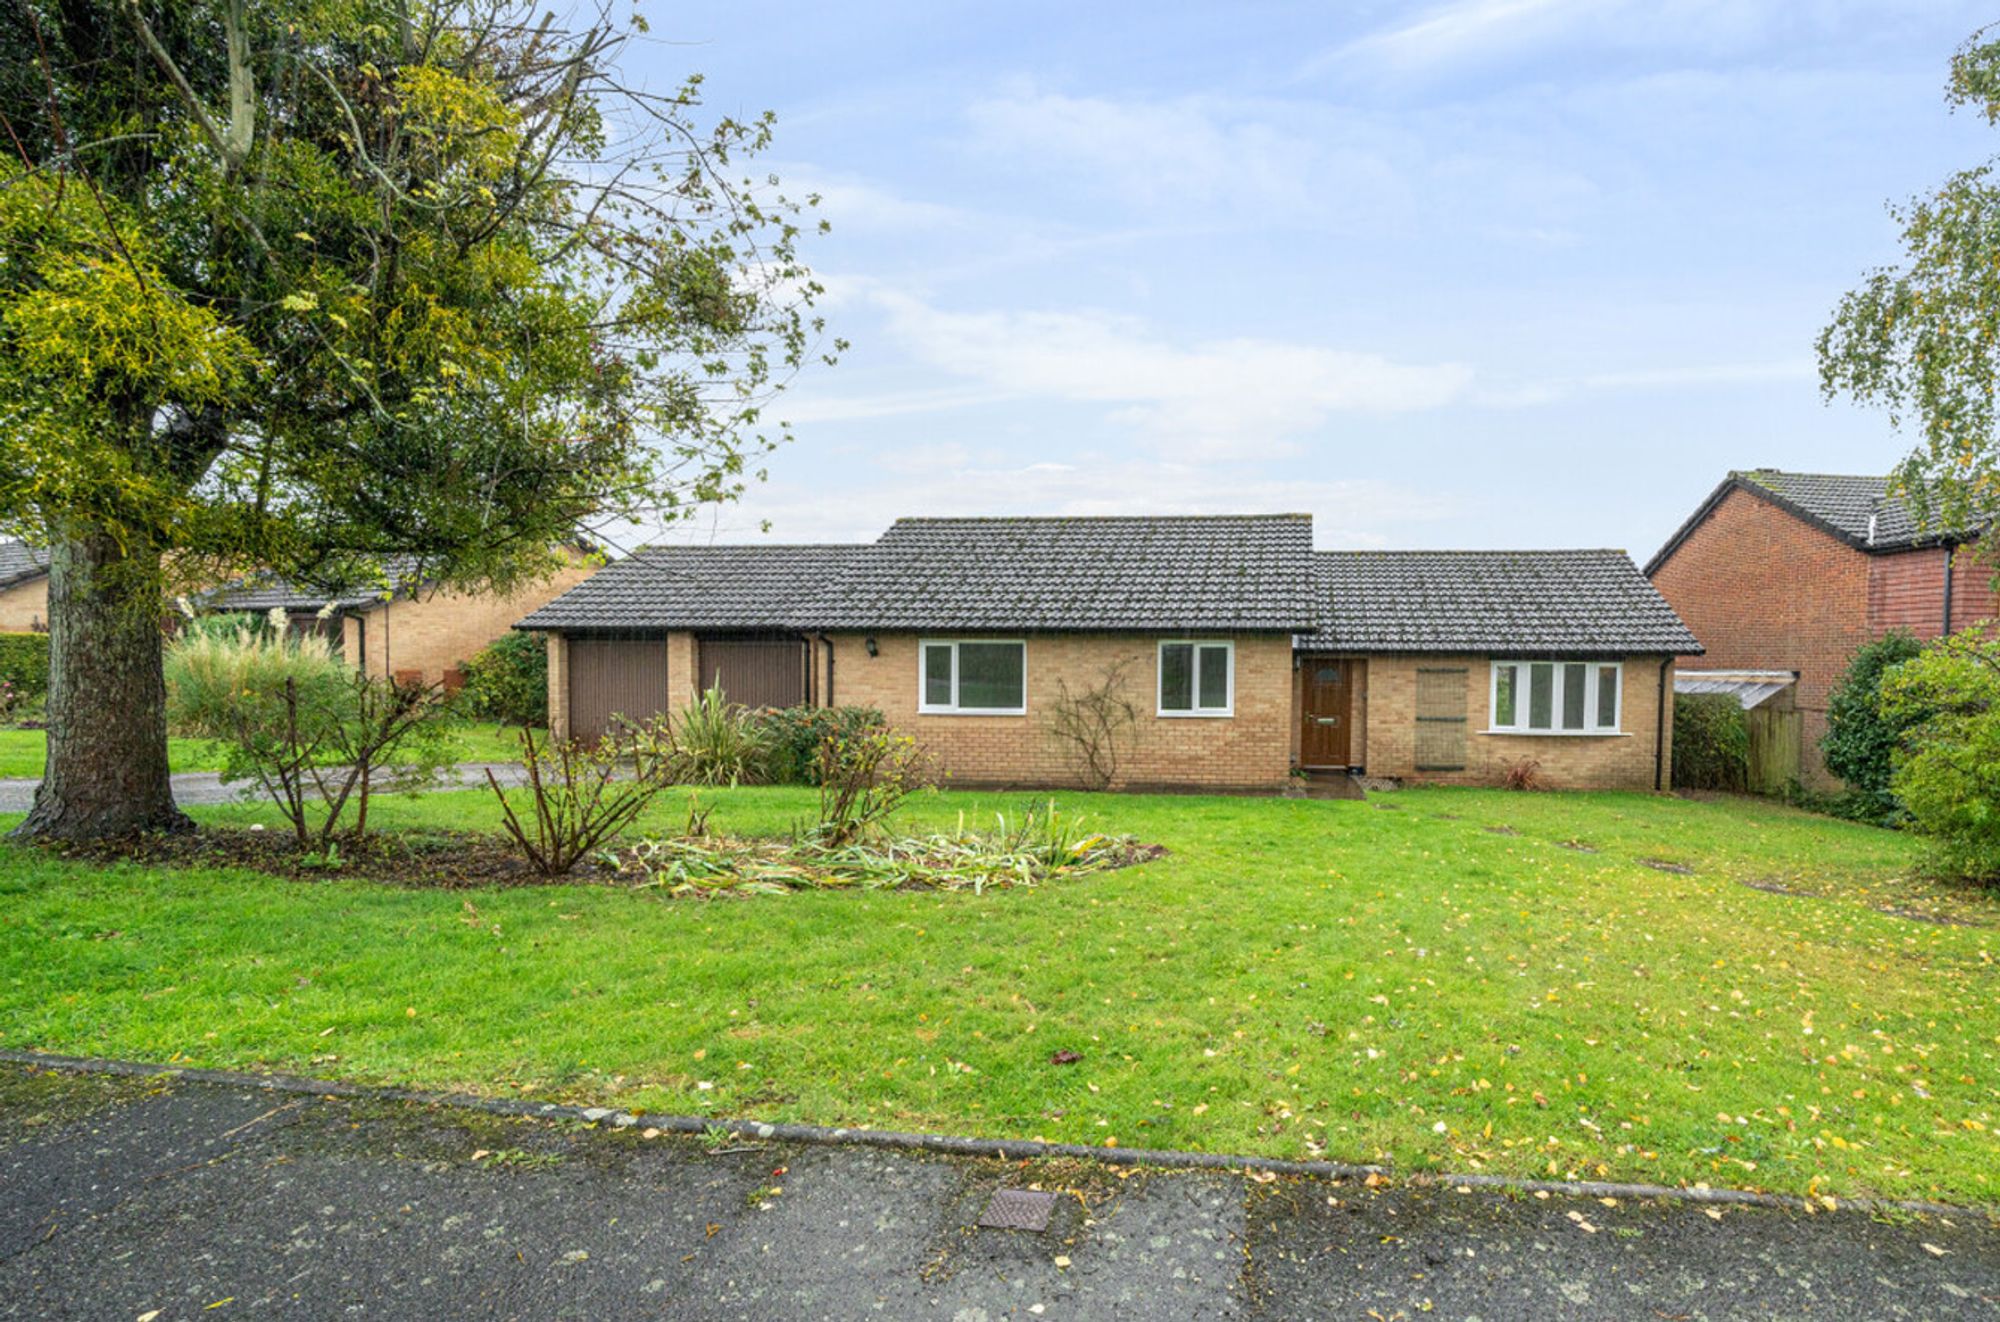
781 171 970 234
864 286 1473 458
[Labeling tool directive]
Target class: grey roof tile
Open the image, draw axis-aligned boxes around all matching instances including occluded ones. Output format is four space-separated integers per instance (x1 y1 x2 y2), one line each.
517 545 861 630
199 555 427 613
811 515 1319 632
1648 469 1987 574
0 541 48 590
1298 549 1701 655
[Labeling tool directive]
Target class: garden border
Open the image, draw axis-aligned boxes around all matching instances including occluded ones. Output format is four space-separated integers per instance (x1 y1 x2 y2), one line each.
2 1049 1988 1218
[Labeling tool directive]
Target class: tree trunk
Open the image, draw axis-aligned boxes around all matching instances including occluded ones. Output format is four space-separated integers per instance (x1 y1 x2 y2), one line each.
11 527 189 840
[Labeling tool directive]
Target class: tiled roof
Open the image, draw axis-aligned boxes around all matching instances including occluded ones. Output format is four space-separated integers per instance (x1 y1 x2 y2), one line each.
0 541 48 590
1297 550 1701 655
812 515 1320 632
517 544 862 630
1646 469 1984 574
199 555 426 613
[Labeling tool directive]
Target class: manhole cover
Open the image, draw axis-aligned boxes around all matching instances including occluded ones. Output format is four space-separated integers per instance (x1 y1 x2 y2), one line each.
978 1188 1056 1232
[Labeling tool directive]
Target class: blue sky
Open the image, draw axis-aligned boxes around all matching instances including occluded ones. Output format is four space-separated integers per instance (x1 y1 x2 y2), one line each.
626 0 1998 558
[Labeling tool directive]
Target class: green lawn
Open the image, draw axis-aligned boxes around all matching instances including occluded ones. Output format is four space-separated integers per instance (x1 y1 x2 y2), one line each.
1 785 1995 1204
0 722 532 779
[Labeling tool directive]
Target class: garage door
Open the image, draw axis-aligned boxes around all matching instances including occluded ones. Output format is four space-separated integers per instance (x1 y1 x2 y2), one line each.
567 637 670 741
696 634 806 710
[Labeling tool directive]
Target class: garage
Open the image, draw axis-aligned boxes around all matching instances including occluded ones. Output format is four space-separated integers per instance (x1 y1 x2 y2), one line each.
566 635 670 741
696 632 808 710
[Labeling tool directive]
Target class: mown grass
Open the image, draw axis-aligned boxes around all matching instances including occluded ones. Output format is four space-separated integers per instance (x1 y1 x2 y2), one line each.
0 721 532 780
1 784 1995 1204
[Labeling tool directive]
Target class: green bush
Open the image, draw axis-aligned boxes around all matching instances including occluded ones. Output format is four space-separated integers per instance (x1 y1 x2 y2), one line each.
0 632 50 711
459 631 548 725
666 684 769 786
1823 631 1926 820
754 704 885 785
1671 693 1749 792
1880 628 2000 882
165 610 350 739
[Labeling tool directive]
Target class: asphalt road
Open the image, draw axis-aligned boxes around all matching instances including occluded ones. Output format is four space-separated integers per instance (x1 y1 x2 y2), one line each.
0 763 532 814
1 1063 1994 1319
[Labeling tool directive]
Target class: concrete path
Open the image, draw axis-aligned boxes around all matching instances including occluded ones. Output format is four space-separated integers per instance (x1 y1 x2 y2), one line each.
1 1063 1994 1320
0 762 530 814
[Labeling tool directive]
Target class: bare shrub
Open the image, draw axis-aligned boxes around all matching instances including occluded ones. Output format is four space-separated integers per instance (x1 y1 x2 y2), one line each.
486 729 667 876
1043 659 1141 791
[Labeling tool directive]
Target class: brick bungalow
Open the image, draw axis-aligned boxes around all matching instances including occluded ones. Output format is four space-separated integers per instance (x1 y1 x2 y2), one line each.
202 550 597 688
0 542 50 633
520 515 1697 792
1645 469 1998 787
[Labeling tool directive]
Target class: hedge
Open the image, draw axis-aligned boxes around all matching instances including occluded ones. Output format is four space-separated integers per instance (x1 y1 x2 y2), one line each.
0 632 50 705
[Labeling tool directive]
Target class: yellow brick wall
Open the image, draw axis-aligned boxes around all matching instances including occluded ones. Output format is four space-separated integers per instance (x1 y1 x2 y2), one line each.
826 632 1294 791
1359 654 1674 790
545 632 570 739
343 559 597 685
0 577 48 633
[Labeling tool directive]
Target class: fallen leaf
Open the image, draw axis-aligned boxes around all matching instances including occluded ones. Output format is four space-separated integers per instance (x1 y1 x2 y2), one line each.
1053 1255 1072 1268
1050 1049 1083 1066
1923 1242 1951 1257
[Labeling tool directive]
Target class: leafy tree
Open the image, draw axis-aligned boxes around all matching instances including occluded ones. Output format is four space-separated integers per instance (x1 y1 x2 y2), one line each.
1822 630 1925 816
0 2 835 839
1879 627 2000 881
1820 27 2000 537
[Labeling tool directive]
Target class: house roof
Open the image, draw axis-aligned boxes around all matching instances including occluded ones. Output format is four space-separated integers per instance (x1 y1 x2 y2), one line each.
812 515 1320 633
1297 549 1702 656
199 555 427 614
516 544 863 631
1645 469 1977 575
0 541 48 591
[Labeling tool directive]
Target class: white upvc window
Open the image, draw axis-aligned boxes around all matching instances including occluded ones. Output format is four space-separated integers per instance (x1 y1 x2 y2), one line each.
1158 640 1234 717
918 639 1027 714
1488 660 1623 735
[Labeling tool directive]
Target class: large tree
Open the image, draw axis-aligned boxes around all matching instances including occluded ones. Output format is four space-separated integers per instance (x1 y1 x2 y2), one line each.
0 1 834 838
1820 26 2000 536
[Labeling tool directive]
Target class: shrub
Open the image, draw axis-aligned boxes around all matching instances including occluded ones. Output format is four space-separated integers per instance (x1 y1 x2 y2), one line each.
667 684 769 786
1042 660 1140 790
0 632 51 710
753 704 885 785
165 611 349 741
166 612 452 844
1500 757 1546 791
813 727 935 847
459 631 548 726
1823 631 1925 818
487 728 668 876
1880 627 2000 882
1672 693 1750 792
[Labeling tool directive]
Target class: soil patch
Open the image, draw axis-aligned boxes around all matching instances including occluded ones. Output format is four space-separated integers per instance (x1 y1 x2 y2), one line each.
39 826 1166 893
1738 876 1985 927
1638 857 1695 875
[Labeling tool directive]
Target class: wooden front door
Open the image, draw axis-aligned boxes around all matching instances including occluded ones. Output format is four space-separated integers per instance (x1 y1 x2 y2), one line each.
1300 658 1356 768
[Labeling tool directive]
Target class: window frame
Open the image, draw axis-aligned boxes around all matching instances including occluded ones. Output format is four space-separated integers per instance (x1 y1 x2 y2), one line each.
916 638 1028 715
1157 639 1235 718
1486 659 1624 735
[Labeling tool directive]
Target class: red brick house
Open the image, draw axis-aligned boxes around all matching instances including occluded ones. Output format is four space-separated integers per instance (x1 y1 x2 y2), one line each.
522 515 1699 792
1645 469 1997 787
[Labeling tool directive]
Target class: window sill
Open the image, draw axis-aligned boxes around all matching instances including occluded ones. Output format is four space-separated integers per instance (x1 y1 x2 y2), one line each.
1479 728 1630 738
1157 709 1234 719
918 707 1027 717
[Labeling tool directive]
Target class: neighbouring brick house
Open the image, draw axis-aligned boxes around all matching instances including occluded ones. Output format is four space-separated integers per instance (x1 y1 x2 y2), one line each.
521 516 1698 792
1646 469 1998 787
0 542 50 633
202 550 597 688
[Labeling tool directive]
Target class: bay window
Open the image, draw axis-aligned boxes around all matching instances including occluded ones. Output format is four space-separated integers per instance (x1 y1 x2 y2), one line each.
1489 660 1621 734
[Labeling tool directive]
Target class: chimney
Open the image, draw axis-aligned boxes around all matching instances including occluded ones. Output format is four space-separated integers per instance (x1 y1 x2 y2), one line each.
1867 512 1878 546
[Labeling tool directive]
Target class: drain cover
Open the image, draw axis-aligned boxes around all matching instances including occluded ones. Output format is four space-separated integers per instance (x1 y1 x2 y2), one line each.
978 1188 1057 1232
